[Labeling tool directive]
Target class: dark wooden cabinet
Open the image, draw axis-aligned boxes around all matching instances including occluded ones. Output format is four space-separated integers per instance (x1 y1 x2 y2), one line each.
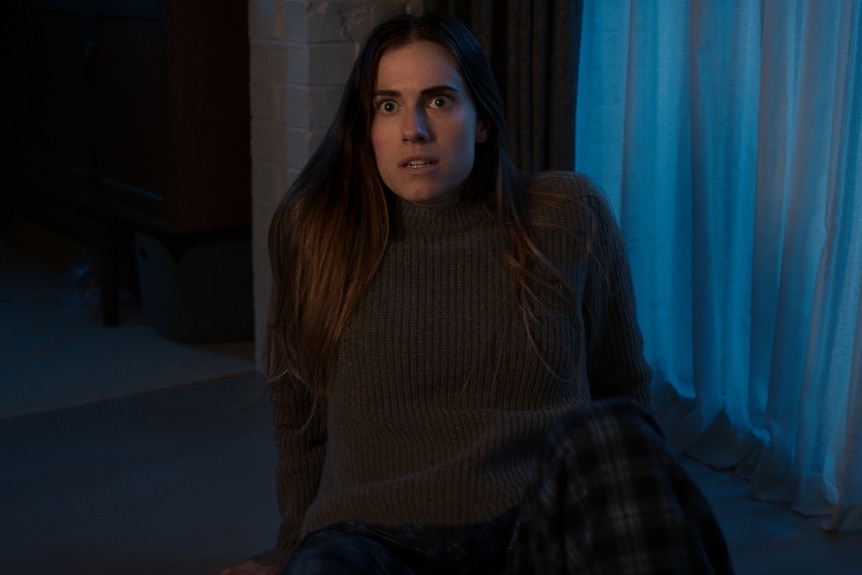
5 0 250 324
11 0 250 231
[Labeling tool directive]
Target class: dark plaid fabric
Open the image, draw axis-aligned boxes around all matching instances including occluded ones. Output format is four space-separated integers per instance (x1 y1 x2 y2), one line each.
507 399 734 574
281 400 733 575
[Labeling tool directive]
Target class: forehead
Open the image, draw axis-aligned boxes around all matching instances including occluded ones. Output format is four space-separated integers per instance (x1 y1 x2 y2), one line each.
374 40 466 90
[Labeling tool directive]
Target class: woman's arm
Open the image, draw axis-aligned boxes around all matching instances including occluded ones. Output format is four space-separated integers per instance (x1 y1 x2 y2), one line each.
581 188 654 411
252 375 327 565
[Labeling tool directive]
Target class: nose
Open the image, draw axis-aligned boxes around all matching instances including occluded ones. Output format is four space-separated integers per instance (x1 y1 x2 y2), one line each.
402 108 429 142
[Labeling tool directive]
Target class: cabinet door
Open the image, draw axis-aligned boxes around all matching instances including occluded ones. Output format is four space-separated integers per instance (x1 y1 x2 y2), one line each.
27 3 95 196
23 0 167 219
163 0 251 232
94 5 169 226
17 0 249 233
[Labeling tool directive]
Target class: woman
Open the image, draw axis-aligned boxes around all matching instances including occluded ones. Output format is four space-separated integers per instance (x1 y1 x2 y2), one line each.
221 12 732 575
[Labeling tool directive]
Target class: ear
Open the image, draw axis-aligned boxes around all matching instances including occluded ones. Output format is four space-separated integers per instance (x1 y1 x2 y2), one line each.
475 119 489 144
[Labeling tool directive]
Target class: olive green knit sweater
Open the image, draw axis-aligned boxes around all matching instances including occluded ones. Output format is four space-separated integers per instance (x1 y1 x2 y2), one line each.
259 172 652 564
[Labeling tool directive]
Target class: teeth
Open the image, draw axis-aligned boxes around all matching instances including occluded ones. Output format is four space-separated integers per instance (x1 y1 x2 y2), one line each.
406 160 431 168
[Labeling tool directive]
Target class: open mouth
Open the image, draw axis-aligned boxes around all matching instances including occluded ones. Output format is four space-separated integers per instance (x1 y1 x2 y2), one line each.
403 159 436 168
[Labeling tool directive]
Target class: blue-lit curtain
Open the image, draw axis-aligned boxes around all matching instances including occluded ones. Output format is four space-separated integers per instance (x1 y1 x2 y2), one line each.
575 0 861 530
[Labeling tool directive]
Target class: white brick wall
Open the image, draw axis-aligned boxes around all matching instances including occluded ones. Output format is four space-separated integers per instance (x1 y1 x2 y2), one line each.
248 0 425 370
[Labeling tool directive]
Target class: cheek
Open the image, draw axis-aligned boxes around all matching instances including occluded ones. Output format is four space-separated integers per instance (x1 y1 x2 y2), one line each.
370 125 382 157
455 125 479 162
454 115 481 152
370 129 387 170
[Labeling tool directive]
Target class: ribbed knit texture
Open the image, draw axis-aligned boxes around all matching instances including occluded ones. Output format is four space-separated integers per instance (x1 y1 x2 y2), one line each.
257 172 652 565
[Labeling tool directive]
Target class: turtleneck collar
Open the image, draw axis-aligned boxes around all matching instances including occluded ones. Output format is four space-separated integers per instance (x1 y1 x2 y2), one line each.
390 195 489 240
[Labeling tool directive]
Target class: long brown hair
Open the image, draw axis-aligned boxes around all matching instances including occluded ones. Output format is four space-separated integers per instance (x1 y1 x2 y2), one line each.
268 13 581 398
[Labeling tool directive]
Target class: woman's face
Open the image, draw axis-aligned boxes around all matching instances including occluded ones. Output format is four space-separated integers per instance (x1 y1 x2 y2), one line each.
370 40 488 207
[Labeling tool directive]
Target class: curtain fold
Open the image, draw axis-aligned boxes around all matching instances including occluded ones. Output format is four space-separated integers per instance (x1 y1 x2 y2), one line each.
426 0 581 172
576 0 862 531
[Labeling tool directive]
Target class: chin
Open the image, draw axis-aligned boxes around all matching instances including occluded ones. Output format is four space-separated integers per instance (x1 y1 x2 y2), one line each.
396 190 453 207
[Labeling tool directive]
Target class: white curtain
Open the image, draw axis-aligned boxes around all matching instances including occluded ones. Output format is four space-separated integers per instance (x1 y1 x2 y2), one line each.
575 0 861 531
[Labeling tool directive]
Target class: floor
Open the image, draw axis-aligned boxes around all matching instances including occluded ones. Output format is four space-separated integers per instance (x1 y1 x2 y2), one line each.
2 236 862 574
1 373 278 575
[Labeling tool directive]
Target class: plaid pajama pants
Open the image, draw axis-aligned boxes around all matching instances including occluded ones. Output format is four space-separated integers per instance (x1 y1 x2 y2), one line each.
281 399 734 574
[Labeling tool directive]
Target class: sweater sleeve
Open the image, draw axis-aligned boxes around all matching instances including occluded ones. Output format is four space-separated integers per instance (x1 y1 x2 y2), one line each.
252 374 326 566
581 183 654 413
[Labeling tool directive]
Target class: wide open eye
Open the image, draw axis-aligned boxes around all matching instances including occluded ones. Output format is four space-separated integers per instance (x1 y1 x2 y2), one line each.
429 95 452 109
376 99 398 114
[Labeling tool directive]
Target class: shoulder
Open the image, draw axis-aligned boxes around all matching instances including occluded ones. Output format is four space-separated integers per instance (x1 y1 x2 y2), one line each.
525 171 614 229
528 171 599 198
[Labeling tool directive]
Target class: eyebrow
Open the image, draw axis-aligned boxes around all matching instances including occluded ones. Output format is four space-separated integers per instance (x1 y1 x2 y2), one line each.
372 84 461 98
